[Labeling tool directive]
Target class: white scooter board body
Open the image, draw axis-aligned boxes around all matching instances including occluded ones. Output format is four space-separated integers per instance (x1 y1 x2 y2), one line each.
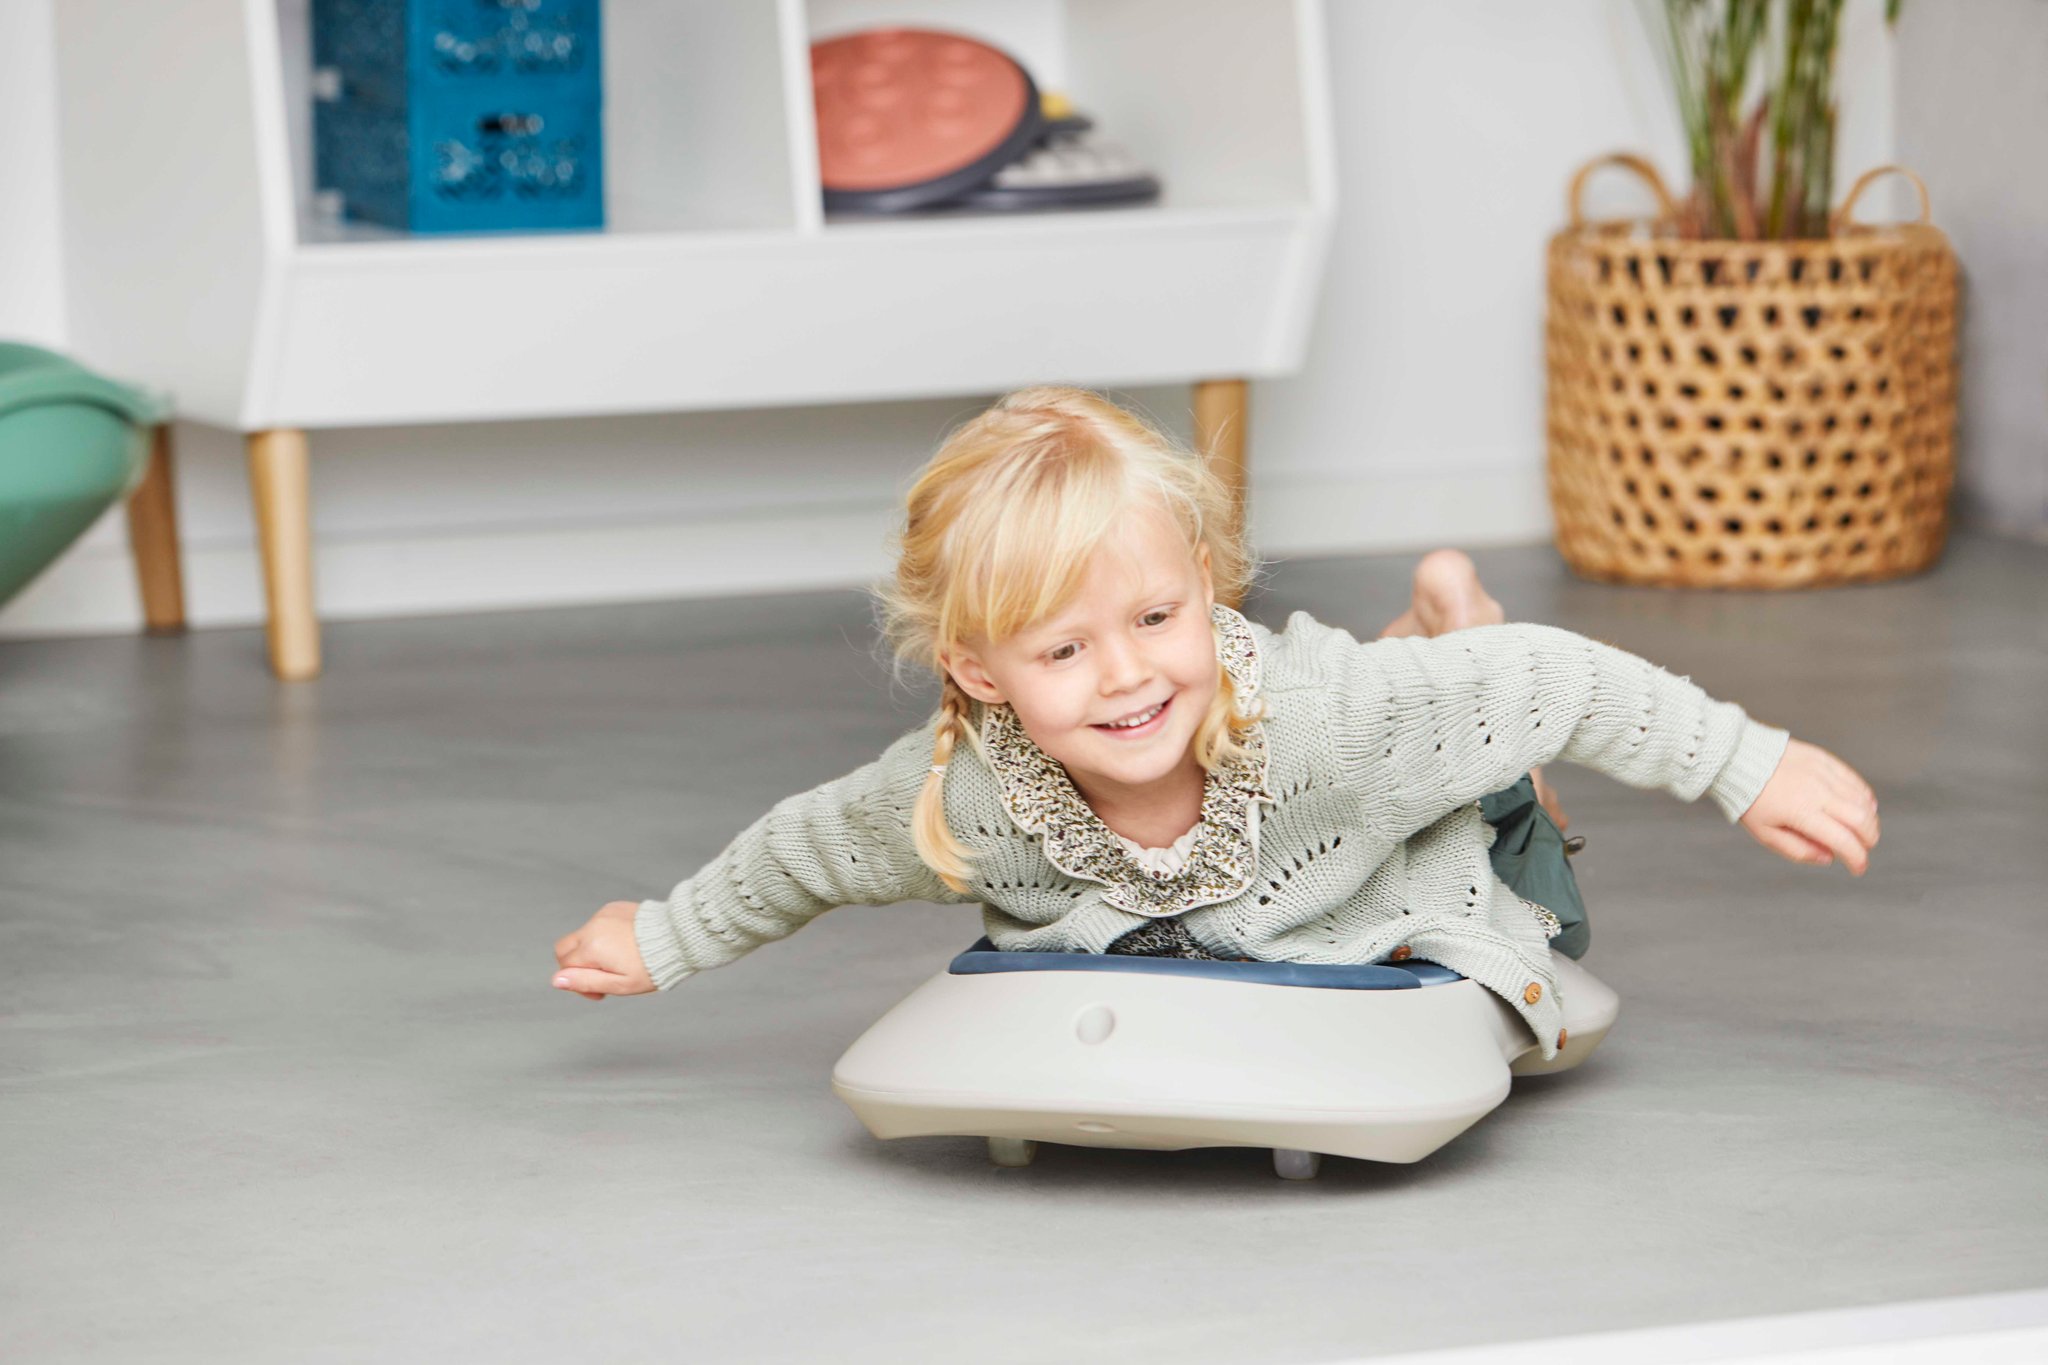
833 947 1619 1166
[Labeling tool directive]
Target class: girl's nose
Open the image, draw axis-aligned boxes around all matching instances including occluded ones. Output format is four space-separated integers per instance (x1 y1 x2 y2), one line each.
1098 635 1153 694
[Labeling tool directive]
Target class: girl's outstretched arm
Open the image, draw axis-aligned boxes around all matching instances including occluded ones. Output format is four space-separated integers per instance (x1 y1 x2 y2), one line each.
1329 622 1804 843
559 724 973 996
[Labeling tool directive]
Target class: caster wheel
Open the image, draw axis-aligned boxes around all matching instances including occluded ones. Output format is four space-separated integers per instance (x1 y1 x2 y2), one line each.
988 1137 1038 1168
1272 1148 1321 1181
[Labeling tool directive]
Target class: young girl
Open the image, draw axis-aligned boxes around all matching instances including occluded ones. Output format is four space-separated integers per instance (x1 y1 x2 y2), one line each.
550 388 1878 1060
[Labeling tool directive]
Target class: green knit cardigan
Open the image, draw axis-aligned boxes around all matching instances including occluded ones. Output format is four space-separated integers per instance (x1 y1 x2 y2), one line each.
635 607 1788 1059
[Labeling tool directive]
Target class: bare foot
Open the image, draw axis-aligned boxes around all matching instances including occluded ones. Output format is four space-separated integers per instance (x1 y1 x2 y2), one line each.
1379 549 1504 639
1410 548 1504 636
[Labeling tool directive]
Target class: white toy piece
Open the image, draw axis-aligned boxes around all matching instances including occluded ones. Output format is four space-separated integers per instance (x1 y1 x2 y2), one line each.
832 942 1620 1178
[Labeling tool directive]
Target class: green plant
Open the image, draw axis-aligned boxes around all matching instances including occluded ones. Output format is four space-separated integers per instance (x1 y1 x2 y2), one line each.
1647 0 1902 240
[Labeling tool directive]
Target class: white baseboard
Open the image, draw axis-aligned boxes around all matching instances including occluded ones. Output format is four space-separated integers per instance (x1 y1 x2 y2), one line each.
0 465 1554 640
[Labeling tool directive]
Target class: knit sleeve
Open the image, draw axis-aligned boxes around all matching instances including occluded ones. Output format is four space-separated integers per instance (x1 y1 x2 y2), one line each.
1327 623 1789 845
632 722 972 989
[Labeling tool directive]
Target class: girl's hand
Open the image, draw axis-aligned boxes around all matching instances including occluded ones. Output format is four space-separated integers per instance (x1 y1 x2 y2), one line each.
1739 739 1880 875
552 901 658 1000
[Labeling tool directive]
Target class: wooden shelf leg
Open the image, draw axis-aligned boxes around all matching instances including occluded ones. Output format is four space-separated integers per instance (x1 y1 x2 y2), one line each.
1193 378 1250 606
125 423 187 634
245 428 322 681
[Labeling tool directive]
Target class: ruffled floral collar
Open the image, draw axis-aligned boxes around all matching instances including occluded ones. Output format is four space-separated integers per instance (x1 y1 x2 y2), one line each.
976 603 1274 919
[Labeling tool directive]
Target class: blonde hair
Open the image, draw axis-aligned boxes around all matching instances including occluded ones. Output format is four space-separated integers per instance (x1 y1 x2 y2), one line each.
874 386 1265 894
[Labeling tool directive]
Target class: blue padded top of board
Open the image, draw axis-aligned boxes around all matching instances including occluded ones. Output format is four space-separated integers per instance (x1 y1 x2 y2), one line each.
948 938 1465 989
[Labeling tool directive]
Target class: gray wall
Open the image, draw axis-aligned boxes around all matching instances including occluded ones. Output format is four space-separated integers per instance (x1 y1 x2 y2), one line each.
1896 1 2048 542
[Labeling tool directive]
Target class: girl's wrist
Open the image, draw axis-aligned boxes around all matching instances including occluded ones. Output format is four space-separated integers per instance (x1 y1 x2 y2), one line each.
633 898 700 991
1707 720 1792 823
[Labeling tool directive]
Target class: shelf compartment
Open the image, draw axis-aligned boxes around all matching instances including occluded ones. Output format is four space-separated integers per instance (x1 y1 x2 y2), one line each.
797 0 1329 225
278 0 812 238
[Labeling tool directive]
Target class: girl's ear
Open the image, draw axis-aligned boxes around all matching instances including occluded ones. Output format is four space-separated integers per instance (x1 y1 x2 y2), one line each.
1196 543 1215 611
941 648 1006 705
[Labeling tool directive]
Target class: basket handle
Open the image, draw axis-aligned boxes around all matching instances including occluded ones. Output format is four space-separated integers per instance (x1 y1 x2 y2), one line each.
1568 153 1678 228
1831 165 1934 234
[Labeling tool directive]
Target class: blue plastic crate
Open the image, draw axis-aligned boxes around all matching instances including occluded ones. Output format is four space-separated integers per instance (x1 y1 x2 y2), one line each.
316 91 603 233
315 0 598 102
312 0 603 234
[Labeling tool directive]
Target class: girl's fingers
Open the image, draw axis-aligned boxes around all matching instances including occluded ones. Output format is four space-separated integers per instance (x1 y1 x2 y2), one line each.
1800 811 1871 875
1757 823 1833 866
1826 797 1880 848
553 966 631 996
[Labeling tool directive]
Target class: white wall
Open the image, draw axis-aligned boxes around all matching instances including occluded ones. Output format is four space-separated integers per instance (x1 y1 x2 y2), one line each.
0 0 1902 638
0 0 65 348
1895 0 2048 543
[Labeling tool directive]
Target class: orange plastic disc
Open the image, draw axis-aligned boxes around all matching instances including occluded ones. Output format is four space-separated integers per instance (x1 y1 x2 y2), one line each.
812 28 1039 209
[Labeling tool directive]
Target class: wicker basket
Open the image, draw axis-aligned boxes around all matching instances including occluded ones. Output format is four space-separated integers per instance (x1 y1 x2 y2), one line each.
1546 156 1958 589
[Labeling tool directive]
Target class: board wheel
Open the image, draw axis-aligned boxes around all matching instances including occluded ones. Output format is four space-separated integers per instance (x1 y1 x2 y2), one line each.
1272 1148 1322 1180
987 1137 1038 1167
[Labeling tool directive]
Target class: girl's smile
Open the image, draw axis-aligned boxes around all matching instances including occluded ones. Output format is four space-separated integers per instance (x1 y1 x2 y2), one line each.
1093 694 1172 736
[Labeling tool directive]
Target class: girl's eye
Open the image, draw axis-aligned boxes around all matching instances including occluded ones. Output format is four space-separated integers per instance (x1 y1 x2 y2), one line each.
1044 608 1173 662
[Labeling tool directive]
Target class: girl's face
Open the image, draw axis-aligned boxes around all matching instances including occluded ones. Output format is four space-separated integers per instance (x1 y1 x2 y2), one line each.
943 505 1219 804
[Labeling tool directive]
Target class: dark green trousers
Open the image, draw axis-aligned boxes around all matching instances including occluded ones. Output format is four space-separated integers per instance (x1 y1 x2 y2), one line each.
1480 774 1590 959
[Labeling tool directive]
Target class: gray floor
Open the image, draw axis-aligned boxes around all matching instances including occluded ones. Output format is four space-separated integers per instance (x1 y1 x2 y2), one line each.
4 535 2045 1364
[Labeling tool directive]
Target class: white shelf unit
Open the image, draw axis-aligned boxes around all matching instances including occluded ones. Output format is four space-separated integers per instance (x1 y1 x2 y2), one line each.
52 0 1336 674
